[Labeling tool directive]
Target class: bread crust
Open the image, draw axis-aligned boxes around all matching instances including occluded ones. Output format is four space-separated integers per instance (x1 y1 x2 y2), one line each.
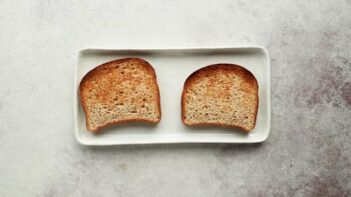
181 64 259 132
79 58 161 132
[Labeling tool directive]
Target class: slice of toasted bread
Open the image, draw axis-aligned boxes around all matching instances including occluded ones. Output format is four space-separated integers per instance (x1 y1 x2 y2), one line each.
79 58 161 132
181 64 258 132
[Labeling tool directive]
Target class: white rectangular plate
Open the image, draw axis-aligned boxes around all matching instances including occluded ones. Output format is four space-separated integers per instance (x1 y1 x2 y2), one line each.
74 46 270 145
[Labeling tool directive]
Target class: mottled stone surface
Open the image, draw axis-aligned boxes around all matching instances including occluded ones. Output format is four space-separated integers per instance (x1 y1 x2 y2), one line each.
0 1 350 196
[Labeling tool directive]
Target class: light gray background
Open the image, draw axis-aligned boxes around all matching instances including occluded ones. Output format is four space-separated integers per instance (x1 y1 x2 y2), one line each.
0 0 350 196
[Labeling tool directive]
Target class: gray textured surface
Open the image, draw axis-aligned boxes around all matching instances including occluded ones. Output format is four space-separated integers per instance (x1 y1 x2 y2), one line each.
0 0 350 196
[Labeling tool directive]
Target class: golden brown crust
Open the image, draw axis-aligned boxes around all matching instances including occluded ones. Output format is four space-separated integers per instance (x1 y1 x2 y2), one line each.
85 118 159 133
182 122 251 132
79 58 161 132
181 63 259 132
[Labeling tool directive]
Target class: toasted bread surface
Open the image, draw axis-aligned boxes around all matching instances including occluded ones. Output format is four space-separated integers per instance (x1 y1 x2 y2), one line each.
79 58 161 132
181 64 258 132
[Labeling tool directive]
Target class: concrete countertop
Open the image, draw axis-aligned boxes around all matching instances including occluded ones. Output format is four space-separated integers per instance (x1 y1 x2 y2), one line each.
0 1 350 196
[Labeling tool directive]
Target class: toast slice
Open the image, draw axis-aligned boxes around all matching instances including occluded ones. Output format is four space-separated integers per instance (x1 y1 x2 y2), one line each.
181 64 258 132
79 58 161 132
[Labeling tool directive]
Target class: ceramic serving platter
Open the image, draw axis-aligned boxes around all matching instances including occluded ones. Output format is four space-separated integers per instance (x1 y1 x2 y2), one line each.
74 46 270 145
